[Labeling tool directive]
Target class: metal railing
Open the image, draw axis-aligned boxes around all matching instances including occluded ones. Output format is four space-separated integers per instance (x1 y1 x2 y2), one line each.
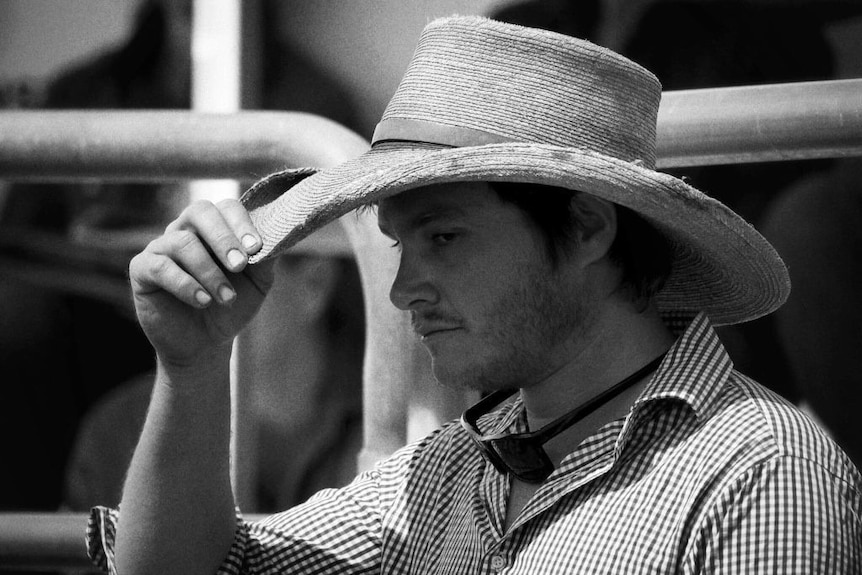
0 512 92 572
0 111 368 182
655 78 862 167
2 79 860 183
1 78 861 570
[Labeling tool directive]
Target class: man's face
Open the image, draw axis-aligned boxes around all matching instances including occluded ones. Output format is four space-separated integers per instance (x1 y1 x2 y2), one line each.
377 182 592 392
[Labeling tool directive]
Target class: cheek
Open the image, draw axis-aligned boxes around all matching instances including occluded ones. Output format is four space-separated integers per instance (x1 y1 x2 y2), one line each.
481 266 584 361
434 271 572 385
429 258 490 314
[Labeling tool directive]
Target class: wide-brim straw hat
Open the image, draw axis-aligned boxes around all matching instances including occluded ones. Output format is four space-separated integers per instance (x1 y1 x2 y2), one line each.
241 15 789 326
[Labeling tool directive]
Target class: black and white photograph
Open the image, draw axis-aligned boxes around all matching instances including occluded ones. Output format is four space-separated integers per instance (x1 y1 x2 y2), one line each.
1 1 860 573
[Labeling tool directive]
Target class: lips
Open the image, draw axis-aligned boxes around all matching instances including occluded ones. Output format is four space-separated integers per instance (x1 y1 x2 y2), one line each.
411 312 463 339
420 327 462 340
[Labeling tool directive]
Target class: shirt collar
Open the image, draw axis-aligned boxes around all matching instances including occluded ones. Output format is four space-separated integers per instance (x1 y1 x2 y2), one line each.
481 313 733 440
632 312 733 422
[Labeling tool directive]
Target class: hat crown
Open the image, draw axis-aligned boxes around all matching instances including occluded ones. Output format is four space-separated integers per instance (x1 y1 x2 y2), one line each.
378 16 662 168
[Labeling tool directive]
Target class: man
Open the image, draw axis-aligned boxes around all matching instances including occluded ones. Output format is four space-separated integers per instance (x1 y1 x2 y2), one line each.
87 16 861 574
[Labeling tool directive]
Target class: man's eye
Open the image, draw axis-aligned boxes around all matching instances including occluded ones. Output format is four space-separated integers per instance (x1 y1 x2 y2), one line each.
389 240 401 249
432 233 457 246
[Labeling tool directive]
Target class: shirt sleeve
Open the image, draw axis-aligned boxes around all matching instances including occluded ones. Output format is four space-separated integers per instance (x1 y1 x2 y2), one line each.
235 470 386 574
682 455 862 574
87 505 252 575
86 442 421 574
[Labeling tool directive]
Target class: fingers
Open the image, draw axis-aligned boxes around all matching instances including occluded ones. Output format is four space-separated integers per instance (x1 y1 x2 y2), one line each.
217 198 263 256
133 231 231 308
133 200 265 308
166 199 261 273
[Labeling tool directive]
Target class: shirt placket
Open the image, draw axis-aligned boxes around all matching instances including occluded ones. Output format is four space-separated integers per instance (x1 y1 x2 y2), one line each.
482 538 515 574
470 428 620 574
473 410 520 573
503 422 622 536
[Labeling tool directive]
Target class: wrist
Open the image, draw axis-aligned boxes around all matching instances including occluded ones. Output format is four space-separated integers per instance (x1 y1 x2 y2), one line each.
156 344 233 393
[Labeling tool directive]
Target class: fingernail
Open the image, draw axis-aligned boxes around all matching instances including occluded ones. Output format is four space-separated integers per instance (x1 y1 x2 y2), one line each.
194 289 212 307
218 284 236 304
227 249 245 269
242 234 258 250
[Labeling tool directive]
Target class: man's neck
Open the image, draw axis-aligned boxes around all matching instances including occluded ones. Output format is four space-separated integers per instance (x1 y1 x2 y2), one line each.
519 302 675 466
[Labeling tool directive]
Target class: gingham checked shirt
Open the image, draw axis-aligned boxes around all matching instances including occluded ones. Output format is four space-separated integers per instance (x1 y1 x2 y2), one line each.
88 313 862 573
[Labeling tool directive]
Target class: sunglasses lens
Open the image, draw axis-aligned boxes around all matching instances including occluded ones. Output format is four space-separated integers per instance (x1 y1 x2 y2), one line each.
492 438 553 482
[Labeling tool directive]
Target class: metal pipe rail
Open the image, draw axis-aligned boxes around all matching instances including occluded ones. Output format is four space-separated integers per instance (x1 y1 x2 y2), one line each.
0 513 92 572
1 79 862 570
656 78 862 167
0 512 267 571
0 110 368 182
1 80 861 183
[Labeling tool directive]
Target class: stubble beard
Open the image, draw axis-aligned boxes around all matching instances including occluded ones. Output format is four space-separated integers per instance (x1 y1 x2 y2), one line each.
430 267 587 393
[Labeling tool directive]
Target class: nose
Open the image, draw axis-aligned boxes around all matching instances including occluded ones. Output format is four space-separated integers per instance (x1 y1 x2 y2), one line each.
389 251 438 311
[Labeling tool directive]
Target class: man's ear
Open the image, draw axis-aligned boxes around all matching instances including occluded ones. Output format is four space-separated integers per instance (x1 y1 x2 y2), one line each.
569 193 617 267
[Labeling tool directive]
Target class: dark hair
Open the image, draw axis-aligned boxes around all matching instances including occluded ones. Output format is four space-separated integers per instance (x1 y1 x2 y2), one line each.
490 181 672 306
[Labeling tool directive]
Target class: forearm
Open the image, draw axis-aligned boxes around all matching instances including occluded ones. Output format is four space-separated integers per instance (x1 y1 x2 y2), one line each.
114 349 237 575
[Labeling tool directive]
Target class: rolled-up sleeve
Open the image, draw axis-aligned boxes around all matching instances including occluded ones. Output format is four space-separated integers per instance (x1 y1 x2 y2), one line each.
85 442 420 574
87 506 251 575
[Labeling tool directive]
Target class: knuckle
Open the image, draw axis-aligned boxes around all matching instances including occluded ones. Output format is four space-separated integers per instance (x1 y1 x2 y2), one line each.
211 229 239 249
217 198 252 227
175 273 202 296
128 252 145 277
143 235 166 255
166 200 216 232
149 253 174 278
172 229 200 252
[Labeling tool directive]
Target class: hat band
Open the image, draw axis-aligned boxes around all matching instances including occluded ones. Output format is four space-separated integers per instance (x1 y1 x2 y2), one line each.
371 118 516 148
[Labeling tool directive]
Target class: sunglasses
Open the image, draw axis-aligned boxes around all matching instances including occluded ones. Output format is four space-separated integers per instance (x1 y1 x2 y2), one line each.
461 389 564 482
459 352 667 483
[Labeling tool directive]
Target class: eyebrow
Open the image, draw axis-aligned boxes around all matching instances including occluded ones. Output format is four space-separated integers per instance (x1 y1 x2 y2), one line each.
378 206 467 239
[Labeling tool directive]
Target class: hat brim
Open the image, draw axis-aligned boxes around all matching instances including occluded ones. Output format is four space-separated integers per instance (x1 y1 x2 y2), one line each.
242 141 789 326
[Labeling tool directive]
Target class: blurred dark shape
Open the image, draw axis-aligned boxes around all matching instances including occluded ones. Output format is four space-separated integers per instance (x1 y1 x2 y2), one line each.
623 1 836 225
0 0 361 515
760 157 862 466
490 0 602 39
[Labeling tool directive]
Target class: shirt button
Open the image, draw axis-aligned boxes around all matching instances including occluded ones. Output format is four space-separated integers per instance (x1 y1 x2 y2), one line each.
490 555 506 571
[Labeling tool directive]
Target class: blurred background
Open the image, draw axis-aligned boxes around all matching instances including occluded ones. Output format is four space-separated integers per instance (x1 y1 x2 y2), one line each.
0 0 861 557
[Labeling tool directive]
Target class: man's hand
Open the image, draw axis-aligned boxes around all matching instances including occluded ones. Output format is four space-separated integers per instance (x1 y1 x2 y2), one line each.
129 199 275 368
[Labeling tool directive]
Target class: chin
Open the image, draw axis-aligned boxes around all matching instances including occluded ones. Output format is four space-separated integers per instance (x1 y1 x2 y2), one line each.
430 357 520 393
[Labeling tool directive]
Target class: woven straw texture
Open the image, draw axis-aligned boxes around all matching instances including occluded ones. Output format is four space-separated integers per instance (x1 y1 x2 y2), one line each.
241 16 789 326
381 16 659 166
